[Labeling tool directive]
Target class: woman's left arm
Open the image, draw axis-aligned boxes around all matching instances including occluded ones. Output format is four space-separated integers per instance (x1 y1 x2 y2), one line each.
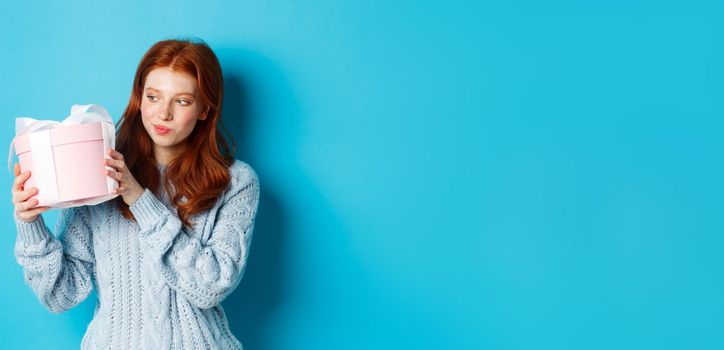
130 174 259 309
105 149 260 309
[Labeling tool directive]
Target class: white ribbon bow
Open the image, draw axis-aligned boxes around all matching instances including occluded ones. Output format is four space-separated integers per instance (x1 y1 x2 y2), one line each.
8 104 116 171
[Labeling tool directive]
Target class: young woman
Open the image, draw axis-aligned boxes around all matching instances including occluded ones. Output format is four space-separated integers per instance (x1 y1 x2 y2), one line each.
11 38 260 350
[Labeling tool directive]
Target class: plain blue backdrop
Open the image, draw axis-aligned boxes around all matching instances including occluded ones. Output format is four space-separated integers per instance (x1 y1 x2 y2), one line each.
2 1 724 349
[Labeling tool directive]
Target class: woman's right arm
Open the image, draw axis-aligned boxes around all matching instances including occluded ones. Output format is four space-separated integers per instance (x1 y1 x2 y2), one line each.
11 163 95 314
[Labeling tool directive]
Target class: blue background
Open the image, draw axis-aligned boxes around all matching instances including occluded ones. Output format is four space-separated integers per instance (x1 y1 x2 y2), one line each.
1 1 723 349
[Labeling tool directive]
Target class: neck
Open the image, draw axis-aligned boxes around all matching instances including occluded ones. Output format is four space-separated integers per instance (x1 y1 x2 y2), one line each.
154 137 192 166
154 144 184 166
154 149 172 166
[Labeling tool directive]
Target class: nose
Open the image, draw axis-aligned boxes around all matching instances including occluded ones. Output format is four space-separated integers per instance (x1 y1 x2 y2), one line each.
158 102 173 121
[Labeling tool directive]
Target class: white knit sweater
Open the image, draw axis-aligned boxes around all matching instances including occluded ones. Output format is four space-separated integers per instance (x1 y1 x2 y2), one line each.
14 160 260 349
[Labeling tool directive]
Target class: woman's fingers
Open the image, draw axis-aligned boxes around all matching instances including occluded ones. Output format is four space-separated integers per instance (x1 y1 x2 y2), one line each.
108 148 124 160
10 166 47 221
13 187 38 204
12 169 31 192
106 169 122 181
31 206 50 215
104 158 125 171
15 197 39 211
16 206 49 222
23 198 38 210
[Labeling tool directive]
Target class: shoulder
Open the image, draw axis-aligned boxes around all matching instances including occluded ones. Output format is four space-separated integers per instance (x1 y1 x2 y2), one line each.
226 159 260 197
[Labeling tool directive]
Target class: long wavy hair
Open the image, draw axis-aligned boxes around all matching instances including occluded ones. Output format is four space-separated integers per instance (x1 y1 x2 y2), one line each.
115 38 235 229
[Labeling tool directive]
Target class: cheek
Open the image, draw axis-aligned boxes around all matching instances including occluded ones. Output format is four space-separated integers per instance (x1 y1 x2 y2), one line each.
177 110 201 130
140 106 159 130
178 119 198 136
140 102 152 120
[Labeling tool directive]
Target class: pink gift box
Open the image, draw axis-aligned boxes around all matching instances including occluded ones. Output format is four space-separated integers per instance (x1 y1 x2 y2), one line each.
10 104 119 209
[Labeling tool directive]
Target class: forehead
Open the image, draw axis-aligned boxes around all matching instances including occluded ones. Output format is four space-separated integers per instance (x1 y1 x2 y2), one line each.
144 67 197 94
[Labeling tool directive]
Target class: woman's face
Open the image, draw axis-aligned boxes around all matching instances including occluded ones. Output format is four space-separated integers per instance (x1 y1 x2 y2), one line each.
140 67 208 161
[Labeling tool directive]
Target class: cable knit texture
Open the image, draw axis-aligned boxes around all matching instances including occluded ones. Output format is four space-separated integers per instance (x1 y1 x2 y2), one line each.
14 160 260 350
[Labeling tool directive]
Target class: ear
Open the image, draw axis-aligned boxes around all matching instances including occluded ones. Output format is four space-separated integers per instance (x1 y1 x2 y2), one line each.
199 106 210 121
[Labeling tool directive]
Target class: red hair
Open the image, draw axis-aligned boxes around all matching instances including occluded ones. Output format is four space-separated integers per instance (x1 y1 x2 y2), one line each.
115 38 235 229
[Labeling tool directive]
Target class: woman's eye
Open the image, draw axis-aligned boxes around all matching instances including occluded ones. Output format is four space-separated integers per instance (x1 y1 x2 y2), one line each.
146 95 158 102
177 99 191 106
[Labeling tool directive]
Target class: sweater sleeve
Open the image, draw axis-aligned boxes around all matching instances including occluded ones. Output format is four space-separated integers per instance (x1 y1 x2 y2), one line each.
129 166 260 309
13 205 96 314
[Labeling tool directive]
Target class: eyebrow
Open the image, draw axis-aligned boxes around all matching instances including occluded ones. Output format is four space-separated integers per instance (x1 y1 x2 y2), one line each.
145 87 195 97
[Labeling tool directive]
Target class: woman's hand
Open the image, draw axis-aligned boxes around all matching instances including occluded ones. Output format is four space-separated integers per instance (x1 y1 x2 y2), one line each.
105 149 145 206
12 163 50 223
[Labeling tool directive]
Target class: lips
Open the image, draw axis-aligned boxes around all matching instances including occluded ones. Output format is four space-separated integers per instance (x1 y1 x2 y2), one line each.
153 124 172 135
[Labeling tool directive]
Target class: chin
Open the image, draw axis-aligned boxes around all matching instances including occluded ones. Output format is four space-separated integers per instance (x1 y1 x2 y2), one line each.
157 140 177 147
148 136 171 146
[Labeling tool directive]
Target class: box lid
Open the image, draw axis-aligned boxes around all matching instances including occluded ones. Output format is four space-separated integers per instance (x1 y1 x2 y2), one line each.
15 122 105 155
